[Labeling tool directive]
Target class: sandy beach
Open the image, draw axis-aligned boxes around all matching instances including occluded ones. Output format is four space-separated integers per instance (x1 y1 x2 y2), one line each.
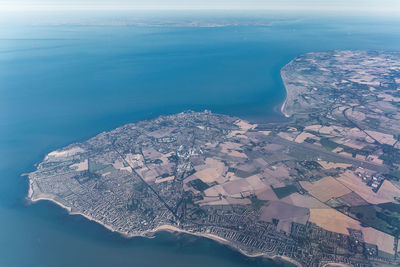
320 262 352 267
279 69 290 118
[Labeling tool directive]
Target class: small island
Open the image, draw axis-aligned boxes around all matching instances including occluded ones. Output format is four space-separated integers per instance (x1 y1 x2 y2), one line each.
28 51 400 266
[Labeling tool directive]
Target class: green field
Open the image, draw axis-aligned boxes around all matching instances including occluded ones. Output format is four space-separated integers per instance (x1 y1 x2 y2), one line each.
349 204 400 236
320 138 339 151
250 195 268 210
272 185 298 199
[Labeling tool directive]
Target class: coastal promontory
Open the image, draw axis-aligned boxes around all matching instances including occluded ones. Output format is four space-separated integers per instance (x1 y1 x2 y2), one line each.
28 51 400 266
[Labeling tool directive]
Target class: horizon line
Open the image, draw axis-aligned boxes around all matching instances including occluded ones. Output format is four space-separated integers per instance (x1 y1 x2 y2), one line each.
1 5 400 13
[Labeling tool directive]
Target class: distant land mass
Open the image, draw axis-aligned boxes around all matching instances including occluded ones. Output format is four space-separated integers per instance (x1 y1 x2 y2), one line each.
27 51 400 266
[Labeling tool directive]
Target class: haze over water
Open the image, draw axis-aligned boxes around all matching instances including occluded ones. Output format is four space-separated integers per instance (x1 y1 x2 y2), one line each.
1 11 400 267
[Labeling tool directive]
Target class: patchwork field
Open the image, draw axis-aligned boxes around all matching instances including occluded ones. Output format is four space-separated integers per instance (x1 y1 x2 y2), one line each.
338 192 369 207
309 207 360 235
337 171 400 204
300 176 351 202
282 193 329 209
309 207 395 255
191 158 228 183
260 201 309 225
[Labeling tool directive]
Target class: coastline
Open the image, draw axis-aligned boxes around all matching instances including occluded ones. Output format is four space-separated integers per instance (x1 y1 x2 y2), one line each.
29 194 131 237
320 263 352 267
27 188 301 267
279 68 290 118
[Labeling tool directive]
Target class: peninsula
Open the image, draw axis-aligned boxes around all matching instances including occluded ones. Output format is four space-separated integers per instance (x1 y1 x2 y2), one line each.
28 51 400 266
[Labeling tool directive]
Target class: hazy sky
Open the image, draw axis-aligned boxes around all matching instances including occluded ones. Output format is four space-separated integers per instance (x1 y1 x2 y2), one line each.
1 0 399 12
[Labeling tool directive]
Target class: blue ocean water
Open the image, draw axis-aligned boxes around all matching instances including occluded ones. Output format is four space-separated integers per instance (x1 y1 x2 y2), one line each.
1 12 400 267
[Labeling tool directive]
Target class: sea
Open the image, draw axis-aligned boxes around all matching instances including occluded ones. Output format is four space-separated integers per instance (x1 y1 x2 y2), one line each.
1 11 400 267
